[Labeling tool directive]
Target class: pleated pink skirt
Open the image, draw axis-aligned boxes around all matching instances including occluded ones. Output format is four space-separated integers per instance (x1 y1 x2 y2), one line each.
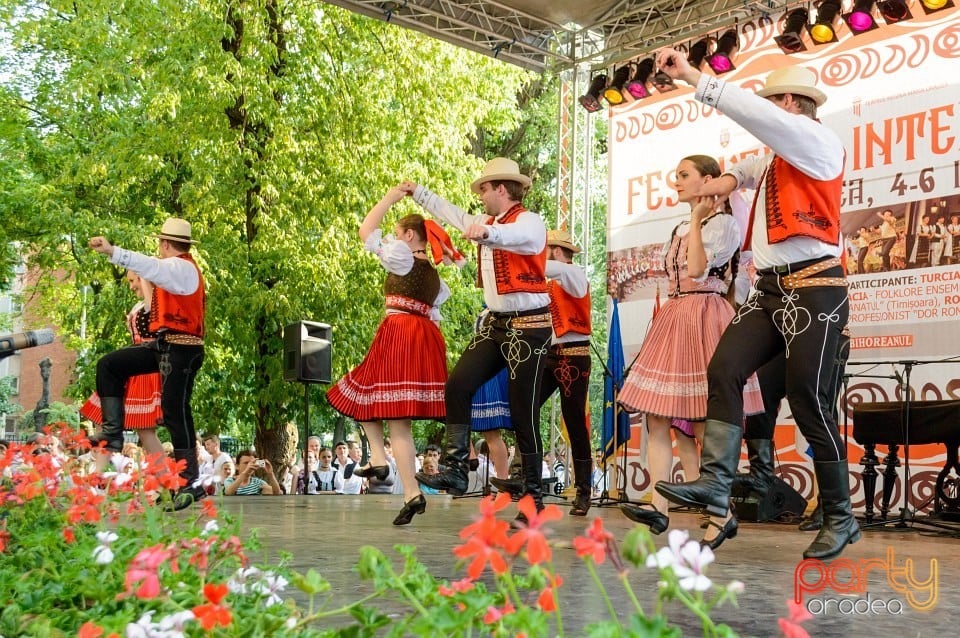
326 312 447 421
618 294 763 421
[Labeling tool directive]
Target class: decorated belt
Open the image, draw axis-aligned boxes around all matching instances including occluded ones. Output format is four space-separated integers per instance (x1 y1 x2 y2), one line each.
781 257 847 289
508 312 552 329
385 295 431 317
163 333 204 346
556 345 590 357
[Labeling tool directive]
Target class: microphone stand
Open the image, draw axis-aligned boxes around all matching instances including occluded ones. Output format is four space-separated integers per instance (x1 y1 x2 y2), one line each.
590 340 641 507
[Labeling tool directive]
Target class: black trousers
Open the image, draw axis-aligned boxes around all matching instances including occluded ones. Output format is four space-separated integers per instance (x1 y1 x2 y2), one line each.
96 339 205 450
446 310 551 456
538 344 591 463
707 264 849 462
744 330 850 442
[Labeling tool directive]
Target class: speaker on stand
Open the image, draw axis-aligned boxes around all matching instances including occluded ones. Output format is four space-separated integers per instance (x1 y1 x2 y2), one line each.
284 321 332 493
730 476 808 522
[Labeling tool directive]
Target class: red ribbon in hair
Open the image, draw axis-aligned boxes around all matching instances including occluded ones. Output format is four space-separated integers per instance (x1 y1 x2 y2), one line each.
424 219 466 268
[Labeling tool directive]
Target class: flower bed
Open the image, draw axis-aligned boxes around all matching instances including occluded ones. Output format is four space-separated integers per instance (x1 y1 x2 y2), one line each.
1 424 808 637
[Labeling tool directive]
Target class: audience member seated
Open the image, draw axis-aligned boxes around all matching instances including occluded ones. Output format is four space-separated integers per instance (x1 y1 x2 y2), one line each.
200 433 234 478
223 450 281 495
332 441 363 494
419 456 442 495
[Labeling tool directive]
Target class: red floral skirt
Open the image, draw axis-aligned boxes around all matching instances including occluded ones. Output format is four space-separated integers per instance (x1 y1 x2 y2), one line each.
326 312 447 421
79 374 163 430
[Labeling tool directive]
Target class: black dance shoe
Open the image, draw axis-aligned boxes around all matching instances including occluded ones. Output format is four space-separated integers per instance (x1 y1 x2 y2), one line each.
620 504 669 535
393 494 427 526
353 464 389 481
701 516 738 551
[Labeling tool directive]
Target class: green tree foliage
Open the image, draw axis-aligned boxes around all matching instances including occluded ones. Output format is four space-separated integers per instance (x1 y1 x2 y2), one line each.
0 0 537 464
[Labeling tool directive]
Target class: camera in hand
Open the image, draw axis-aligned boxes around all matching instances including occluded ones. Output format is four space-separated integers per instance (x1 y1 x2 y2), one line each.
255 459 266 468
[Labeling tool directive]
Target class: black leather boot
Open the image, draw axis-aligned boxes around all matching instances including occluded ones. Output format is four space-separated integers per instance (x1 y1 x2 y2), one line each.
732 439 776 495
169 448 206 511
655 419 741 517
512 452 544 528
570 458 592 516
88 396 125 452
799 500 823 531
803 460 860 559
415 423 470 496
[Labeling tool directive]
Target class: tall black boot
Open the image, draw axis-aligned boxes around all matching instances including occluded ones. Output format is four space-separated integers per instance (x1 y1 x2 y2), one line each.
731 439 776 495
803 460 860 559
169 448 206 512
655 419 741 517
570 458 593 516
88 396 125 452
799 500 823 531
416 423 470 496
512 452 544 528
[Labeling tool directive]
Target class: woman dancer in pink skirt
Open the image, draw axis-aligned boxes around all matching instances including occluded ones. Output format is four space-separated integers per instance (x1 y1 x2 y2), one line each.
618 155 762 549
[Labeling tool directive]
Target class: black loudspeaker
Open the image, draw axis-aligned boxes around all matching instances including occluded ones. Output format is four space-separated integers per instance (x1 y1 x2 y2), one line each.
283 321 332 383
731 476 808 522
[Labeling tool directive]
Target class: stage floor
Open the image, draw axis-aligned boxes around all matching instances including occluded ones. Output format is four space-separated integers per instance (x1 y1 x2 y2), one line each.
217 494 958 636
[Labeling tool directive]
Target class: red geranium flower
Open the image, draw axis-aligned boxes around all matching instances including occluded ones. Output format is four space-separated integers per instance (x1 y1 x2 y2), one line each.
778 598 813 638
504 496 562 564
573 517 613 564
193 582 232 630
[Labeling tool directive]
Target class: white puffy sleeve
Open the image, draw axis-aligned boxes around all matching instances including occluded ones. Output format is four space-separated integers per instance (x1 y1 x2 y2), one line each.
364 228 415 276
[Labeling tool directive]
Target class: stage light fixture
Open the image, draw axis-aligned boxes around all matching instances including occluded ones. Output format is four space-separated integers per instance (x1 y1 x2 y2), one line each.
920 0 955 13
687 39 711 69
603 66 632 105
876 0 913 22
807 0 840 44
578 74 607 112
775 8 809 53
844 0 879 33
623 58 655 100
707 30 739 74
652 71 678 93
808 0 842 44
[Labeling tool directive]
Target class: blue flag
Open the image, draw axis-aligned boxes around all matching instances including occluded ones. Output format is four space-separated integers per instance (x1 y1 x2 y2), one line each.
602 299 631 461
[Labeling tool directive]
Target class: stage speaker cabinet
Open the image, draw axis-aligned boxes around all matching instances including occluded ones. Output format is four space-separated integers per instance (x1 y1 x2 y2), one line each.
283 321 332 384
730 476 808 523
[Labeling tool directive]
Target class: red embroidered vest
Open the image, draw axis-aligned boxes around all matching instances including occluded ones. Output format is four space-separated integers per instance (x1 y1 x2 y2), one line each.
150 253 205 337
547 280 592 337
477 204 548 295
744 156 842 247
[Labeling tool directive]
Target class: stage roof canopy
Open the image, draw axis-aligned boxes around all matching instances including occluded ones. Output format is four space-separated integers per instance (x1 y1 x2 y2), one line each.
324 0 798 72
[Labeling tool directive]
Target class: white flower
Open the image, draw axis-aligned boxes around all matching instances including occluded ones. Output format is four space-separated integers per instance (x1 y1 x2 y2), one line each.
92 544 114 564
201 519 219 536
157 610 195 634
645 546 677 569
285 618 297 629
727 580 745 594
253 572 289 607
96 530 118 544
228 566 263 595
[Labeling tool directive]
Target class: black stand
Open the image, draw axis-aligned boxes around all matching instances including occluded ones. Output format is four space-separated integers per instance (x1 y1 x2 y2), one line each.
590 341 640 508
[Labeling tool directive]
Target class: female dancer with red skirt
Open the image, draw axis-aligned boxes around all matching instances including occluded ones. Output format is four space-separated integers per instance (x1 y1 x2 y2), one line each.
81 271 164 459
327 185 460 525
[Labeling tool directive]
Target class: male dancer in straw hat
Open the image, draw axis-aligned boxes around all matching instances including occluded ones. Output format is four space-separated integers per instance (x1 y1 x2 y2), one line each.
652 53 858 560
89 218 207 511
491 229 594 516
400 158 552 525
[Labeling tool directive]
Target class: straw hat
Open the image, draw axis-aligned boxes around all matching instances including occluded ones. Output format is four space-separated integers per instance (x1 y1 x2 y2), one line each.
547 229 581 254
755 66 826 107
470 157 532 194
152 218 198 244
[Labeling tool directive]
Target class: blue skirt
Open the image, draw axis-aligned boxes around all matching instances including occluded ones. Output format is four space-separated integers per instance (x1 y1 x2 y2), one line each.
470 367 513 432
